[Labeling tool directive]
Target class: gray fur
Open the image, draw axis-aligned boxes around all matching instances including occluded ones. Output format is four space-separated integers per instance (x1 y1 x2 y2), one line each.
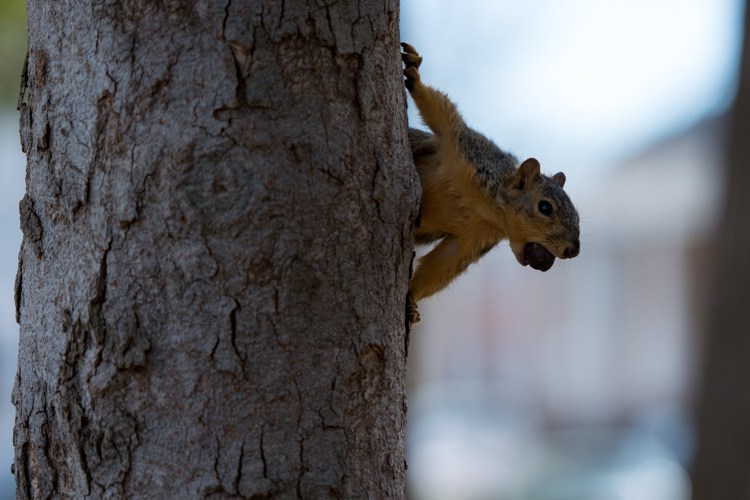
457 127 518 199
409 126 519 201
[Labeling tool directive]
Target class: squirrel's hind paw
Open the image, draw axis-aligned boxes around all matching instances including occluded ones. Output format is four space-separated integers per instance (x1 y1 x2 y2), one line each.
406 293 421 326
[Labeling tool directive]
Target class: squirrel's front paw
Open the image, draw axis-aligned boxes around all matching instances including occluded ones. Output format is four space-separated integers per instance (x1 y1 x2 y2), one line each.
403 67 420 92
401 43 423 68
400 43 422 92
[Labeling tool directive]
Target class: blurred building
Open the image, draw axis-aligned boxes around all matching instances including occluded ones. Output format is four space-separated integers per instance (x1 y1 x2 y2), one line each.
406 114 726 500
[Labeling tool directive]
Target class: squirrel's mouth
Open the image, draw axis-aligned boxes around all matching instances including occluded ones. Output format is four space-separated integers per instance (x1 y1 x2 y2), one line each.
518 242 556 272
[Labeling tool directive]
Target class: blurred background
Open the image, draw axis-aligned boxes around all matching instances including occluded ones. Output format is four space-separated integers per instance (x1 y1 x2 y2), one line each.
0 1 746 498
0 1 27 498
401 0 744 499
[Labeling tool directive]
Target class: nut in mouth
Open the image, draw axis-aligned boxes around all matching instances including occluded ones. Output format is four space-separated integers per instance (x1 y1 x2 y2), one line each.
521 242 556 272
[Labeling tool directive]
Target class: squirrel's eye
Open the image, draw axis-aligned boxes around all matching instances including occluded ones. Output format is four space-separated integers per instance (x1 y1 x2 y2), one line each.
538 200 553 216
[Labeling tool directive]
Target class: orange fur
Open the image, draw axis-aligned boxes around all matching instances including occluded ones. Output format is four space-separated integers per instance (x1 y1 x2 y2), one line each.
401 43 580 323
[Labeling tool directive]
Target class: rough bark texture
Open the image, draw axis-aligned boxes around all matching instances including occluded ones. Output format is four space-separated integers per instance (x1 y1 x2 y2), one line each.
13 1 418 498
690 3 750 498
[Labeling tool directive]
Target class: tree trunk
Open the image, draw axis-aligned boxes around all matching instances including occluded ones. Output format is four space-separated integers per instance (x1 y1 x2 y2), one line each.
13 1 418 498
690 2 750 498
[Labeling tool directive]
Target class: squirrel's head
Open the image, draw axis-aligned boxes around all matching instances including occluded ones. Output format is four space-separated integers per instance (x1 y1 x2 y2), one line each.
503 158 580 271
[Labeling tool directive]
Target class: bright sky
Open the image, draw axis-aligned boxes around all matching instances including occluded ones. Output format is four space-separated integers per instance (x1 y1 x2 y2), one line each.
402 0 744 185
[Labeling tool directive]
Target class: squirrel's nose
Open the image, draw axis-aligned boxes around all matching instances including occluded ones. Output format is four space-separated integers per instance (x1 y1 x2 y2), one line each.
563 240 580 258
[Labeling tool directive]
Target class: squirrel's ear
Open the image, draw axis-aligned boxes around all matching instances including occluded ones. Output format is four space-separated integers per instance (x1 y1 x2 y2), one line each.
552 172 566 188
511 158 540 191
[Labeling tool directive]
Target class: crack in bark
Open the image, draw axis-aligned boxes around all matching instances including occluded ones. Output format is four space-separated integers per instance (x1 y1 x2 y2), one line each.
212 434 222 488
230 42 250 108
76 416 93 495
210 296 244 376
20 440 32 499
19 194 44 258
221 0 232 39
259 427 268 480
90 237 113 346
59 318 95 494
229 297 244 363
213 37 256 124
291 377 305 496
233 439 245 494
41 406 59 497
17 50 29 110
15 246 24 323
370 147 385 221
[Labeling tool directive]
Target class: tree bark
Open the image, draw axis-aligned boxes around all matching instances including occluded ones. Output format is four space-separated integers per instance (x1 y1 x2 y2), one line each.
13 1 418 498
690 2 750 498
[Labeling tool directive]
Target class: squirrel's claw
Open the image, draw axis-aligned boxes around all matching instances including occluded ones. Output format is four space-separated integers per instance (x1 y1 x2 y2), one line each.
400 42 423 69
406 293 421 326
403 66 420 92
401 43 423 92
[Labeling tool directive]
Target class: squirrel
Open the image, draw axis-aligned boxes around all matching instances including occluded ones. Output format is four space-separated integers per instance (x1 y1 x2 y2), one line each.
402 43 580 325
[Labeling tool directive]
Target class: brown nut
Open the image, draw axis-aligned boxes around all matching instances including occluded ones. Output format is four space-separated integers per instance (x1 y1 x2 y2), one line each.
524 242 555 272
